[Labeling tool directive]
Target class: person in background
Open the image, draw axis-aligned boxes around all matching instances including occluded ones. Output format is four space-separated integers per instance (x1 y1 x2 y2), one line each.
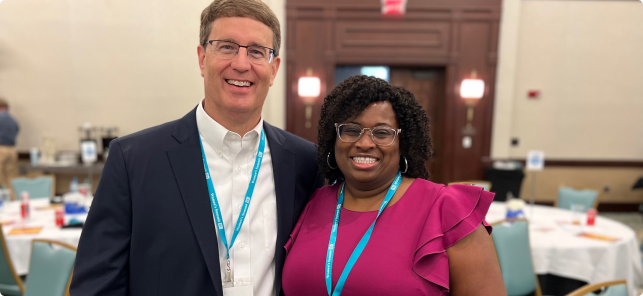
0 97 19 189
71 0 324 295
282 75 506 296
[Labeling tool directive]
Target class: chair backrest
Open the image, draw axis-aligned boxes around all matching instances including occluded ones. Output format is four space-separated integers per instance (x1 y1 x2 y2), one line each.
0 225 25 296
448 180 492 191
23 239 76 296
565 279 627 296
10 176 54 200
491 219 539 296
556 186 599 210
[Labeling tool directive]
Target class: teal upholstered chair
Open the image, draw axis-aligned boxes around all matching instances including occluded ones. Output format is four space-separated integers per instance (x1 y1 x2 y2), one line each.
491 219 550 296
23 239 76 296
10 176 54 200
565 279 627 296
554 186 600 211
0 225 25 296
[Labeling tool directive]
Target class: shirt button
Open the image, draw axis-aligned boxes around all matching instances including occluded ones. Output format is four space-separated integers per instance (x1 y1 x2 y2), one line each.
238 204 242 210
217 150 222 156
238 167 242 172
239 242 245 248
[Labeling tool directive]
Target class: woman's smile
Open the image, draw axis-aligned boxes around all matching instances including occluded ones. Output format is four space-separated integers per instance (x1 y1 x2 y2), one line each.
350 155 380 169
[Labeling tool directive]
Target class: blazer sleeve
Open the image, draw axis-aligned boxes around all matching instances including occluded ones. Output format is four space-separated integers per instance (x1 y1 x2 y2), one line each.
312 172 325 194
311 145 326 194
70 139 131 295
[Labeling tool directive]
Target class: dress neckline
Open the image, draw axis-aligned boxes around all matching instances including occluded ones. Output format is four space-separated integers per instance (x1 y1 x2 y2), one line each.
335 178 419 214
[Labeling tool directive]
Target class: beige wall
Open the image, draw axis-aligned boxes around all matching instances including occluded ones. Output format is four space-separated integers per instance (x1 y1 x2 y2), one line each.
493 0 643 161
0 0 287 152
520 167 643 204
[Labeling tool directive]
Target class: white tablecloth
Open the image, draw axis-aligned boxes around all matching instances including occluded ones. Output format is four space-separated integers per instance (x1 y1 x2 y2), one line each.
0 199 82 275
487 202 643 296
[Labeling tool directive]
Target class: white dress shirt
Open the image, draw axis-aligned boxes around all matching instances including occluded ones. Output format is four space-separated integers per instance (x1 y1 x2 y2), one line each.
196 102 277 296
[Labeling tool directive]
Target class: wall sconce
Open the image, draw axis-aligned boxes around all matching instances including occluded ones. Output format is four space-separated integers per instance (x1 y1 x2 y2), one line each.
460 70 485 131
460 79 485 100
298 68 321 128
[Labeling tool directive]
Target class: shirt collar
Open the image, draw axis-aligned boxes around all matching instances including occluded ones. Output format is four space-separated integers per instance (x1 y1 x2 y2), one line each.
196 100 263 152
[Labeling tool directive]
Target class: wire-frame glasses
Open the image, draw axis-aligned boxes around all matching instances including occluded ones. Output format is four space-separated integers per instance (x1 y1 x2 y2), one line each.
207 40 275 64
335 123 401 146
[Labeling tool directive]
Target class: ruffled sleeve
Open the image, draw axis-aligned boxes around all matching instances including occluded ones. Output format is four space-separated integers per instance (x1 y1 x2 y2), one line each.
412 184 494 292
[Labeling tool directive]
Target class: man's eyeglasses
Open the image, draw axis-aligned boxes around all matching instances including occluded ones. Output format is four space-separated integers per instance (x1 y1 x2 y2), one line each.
335 123 401 146
207 40 275 64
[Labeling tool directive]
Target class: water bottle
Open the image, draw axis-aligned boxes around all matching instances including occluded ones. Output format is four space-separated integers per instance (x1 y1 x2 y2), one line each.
70 177 79 193
21 191 30 219
30 147 39 166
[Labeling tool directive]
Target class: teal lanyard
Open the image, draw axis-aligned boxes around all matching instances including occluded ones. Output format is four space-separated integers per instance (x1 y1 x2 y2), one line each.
325 171 402 296
198 129 266 282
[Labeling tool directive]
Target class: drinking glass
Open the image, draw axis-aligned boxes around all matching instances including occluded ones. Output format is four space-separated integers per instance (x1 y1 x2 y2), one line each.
571 203 586 225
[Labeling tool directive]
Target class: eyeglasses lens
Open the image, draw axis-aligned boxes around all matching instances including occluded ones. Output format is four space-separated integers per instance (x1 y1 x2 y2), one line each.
210 41 273 64
338 124 396 146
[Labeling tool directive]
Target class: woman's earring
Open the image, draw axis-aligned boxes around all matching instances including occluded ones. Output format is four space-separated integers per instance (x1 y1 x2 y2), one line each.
401 156 408 174
327 152 337 169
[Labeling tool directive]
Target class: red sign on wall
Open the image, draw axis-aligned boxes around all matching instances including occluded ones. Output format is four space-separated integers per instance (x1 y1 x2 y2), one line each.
381 0 407 16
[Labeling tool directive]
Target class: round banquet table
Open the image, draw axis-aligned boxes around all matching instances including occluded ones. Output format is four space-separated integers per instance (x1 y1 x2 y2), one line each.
0 199 83 275
486 202 643 295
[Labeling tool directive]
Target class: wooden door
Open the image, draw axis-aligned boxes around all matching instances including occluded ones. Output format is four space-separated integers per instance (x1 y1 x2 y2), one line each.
390 68 446 184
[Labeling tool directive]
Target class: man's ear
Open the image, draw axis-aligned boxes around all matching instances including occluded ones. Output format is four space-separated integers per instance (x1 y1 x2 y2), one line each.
198 45 207 78
269 56 281 86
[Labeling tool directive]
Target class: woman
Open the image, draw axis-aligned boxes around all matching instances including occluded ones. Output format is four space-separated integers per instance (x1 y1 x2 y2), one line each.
282 75 505 296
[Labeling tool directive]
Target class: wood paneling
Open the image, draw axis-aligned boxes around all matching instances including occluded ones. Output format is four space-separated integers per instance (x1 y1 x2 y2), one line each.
286 0 502 183
335 22 450 57
390 68 446 183
450 22 492 181
288 20 328 143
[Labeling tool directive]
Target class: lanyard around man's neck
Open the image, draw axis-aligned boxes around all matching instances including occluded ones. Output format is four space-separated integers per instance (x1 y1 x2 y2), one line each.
198 129 266 283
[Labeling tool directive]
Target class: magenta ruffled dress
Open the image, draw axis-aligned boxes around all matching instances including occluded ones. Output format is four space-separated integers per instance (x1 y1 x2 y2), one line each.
282 179 493 296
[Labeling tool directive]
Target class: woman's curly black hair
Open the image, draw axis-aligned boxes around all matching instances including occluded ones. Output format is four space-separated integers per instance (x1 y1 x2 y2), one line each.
318 75 432 184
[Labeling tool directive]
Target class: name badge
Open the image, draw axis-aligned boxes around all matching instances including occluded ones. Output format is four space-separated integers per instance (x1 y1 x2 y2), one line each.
223 285 253 296
223 278 254 296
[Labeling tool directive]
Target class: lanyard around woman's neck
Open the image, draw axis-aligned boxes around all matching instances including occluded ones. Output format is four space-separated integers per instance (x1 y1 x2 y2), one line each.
325 171 403 296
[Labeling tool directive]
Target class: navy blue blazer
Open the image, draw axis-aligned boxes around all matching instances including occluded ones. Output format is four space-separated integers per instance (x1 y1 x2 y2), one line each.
71 107 324 296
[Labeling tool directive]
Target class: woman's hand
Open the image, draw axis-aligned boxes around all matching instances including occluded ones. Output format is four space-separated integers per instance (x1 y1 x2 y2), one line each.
447 224 507 296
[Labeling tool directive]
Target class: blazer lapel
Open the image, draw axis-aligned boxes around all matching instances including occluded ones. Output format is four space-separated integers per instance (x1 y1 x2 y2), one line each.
167 108 223 296
263 123 296 293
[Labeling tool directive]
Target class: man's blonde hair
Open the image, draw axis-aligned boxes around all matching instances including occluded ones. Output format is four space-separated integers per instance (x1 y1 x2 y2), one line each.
200 0 281 57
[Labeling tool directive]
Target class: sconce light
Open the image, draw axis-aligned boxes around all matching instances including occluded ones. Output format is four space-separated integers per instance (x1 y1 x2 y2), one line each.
460 79 485 99
298 77 320 97
460 70 485 132
298 68 321 128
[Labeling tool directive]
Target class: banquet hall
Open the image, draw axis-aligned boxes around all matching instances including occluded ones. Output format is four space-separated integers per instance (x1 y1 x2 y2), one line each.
0 0 642 295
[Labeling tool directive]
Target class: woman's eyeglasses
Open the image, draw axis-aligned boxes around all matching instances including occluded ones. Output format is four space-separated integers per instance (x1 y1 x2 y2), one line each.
335 123 401 146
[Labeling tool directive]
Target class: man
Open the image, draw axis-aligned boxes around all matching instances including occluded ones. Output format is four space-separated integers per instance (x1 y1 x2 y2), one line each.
0 97 19 189
71 1 324 295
